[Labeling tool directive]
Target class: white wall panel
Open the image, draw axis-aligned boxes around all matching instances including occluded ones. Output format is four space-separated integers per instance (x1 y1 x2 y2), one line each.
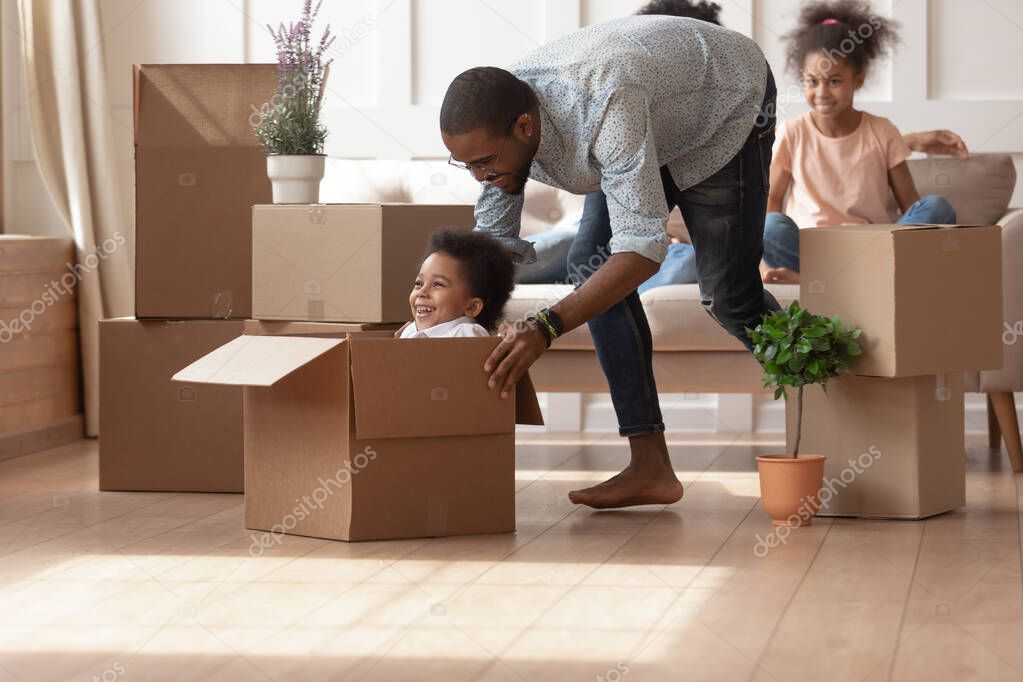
929 0 1023 101
412 0 544 106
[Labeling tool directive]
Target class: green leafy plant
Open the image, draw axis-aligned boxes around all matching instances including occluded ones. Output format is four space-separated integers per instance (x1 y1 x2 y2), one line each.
748 301 862 457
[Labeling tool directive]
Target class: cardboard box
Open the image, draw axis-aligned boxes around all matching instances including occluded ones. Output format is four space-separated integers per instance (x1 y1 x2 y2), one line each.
100 318 245 492
252 204 474 323
134 64 277 319
784 373 965 519
174 333 544 541
800 224 1002 377
243 319 401 337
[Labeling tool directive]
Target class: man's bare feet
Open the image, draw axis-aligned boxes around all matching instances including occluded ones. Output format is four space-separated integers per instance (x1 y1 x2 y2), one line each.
762 267 800 284
568 466 683 509
568 432 684 509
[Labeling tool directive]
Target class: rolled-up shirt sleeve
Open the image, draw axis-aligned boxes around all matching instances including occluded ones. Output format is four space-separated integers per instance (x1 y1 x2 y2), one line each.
591 88 669 264
473 181 537 264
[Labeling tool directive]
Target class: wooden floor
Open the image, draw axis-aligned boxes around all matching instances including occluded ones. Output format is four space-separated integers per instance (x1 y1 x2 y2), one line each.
1 433 1022 681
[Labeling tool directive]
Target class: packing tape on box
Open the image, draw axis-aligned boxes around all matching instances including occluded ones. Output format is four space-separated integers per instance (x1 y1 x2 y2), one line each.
940 227 960 252
427 496 449 536
307 299 325 319
211 291 234 319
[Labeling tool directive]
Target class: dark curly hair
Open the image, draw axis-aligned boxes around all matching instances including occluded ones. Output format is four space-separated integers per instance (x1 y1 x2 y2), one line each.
424 229 515 332
635 0 721 24
782 0 900 77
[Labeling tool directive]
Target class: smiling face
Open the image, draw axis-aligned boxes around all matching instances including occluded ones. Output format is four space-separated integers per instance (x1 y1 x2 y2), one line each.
801 51 865 119
409 251 483 330
442 112 538 196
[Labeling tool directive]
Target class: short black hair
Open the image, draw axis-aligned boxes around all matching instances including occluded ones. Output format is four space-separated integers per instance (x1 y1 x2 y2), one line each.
635 0 722 24
424 229 515 332
782 0 900 76
440 67 535 136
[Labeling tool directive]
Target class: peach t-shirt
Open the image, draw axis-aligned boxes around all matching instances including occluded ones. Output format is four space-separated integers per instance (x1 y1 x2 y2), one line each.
773 111 911 228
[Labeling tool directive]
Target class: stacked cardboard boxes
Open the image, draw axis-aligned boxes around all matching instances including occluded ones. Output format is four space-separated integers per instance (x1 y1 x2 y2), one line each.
103 64 538 539
99 64 279 492
787 224 1003 518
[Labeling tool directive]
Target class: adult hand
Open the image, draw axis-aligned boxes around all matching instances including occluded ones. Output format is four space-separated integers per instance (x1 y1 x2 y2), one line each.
484 319 547 399
903 130 968 160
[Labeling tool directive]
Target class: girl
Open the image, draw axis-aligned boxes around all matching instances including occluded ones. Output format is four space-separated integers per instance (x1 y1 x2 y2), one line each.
762 0 956 284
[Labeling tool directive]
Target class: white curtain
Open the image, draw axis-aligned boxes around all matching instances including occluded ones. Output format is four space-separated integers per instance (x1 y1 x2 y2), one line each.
18 0 132 436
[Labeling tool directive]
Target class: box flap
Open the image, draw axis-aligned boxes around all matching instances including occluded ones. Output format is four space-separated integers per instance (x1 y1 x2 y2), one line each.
349 337 513 439
135 64 277 148
172 335 343 386
515 372 544 426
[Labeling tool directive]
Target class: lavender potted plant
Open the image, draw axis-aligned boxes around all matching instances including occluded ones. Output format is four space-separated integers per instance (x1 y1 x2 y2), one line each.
253 1 333 204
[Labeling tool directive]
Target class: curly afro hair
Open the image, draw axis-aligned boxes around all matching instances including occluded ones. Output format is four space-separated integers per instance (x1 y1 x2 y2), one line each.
424 229 515 332
635 0 722 25
782 0 901 77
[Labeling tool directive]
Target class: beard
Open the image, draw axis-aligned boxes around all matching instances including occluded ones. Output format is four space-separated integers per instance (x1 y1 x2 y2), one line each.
502 165 532 195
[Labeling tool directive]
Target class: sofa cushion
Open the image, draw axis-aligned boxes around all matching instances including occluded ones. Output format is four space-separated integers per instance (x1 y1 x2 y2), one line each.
506 283 800 351
905 155 1016 225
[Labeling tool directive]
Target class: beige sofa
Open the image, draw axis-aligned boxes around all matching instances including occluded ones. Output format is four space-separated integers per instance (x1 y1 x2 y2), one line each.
322 154 1023 464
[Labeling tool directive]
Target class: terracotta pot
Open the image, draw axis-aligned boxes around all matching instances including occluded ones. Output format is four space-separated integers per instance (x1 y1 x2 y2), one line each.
756 454 826 526
267 154 326 204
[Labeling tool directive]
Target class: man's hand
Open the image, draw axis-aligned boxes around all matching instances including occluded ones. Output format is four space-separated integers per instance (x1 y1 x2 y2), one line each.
903 130 968 160
482 250 659 398
484 319 548 399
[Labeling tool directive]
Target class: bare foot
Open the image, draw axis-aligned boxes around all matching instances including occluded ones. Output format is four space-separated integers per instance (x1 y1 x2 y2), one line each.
568 466 684 509
762 267 800 284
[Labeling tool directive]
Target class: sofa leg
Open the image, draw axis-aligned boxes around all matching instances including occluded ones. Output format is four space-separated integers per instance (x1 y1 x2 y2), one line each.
989 392 1023 473
988 395 1002 449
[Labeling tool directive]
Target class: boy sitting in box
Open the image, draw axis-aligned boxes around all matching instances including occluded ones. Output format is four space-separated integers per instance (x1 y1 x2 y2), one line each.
397 229 515 339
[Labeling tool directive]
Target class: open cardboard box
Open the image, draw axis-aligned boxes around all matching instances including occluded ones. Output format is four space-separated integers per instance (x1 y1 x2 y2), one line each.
174 332 543 541
800 223 1002 377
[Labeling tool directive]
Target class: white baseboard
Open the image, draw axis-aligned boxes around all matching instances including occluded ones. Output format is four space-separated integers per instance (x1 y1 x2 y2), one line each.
523 391 1023 436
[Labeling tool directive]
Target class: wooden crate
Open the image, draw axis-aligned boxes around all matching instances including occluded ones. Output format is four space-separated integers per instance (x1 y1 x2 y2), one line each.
0 236 82 459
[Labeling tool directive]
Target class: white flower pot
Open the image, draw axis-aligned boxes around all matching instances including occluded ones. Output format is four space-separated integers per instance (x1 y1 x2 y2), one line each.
266 154 326 204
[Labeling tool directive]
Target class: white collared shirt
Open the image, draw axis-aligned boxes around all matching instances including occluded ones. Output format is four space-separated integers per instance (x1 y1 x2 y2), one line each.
399 316 491 339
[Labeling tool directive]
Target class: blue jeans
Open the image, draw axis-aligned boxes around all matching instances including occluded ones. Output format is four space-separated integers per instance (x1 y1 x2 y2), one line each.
638 242 698 293
517 229 576 283
567 68 779 437
762 195 958 272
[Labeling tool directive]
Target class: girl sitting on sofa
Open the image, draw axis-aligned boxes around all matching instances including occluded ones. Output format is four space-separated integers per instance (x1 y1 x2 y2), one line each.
397 229 515 338
762 0 957 284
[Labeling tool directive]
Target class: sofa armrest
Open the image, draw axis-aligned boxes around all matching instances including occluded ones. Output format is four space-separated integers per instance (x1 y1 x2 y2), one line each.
967 208 1023 393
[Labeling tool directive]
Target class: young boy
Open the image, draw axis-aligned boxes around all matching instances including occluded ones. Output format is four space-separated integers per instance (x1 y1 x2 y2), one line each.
398 229 515 339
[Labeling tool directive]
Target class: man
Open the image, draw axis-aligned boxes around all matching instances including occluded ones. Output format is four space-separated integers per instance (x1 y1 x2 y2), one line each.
441 15 778 509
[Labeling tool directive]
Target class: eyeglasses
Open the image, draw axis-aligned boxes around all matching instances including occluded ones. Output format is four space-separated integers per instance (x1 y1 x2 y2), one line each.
447 114 523 181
